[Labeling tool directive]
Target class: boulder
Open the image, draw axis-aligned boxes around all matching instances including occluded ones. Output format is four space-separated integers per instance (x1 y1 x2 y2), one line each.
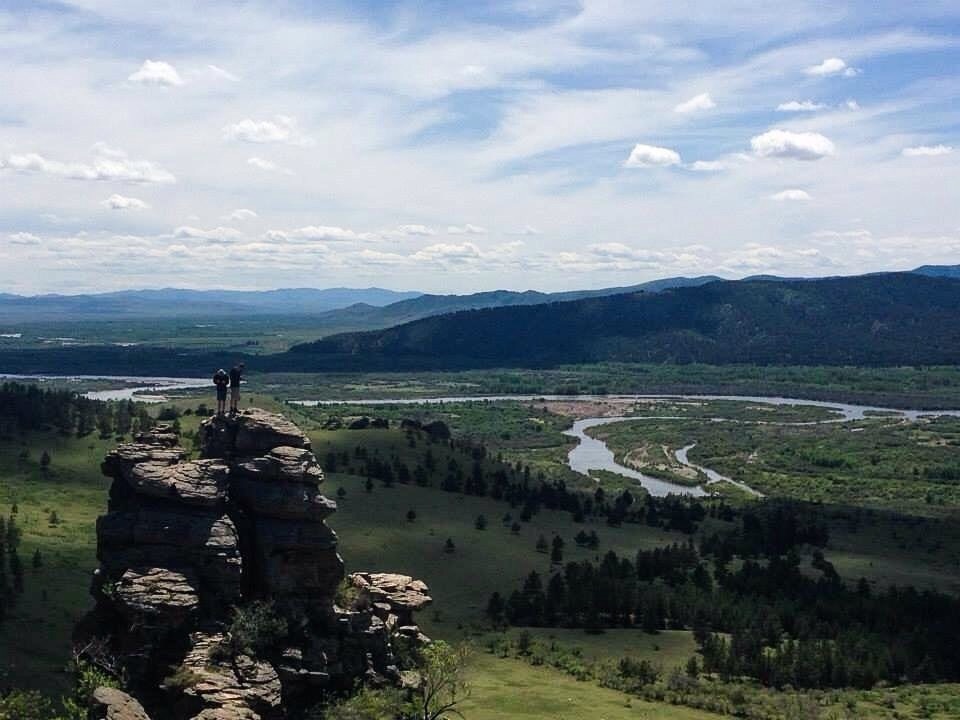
200 409 311 458
179 633 282 720
127 460 230 508
88 687 152 720
113 567 199 626
102 443 188 480
349 573 432 626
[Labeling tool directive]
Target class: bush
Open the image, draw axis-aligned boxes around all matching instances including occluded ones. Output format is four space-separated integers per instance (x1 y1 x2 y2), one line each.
0 690 56 720
224 601 288 658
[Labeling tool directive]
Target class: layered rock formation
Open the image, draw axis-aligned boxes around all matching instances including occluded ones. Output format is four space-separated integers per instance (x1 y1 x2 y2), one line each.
79 409 431 720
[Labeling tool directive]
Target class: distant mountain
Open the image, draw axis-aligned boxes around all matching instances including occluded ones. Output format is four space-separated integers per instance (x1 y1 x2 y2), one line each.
913 265 960 280
286 274 960 370
0 276 721 327
307 275 724 330
0 287 423 322
3 273 958 376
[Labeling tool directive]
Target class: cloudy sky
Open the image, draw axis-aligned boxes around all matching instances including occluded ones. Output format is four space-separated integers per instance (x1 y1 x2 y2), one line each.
1 1 958 294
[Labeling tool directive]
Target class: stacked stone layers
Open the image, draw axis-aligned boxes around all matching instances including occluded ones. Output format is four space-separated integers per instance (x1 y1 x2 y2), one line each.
85 409 431 720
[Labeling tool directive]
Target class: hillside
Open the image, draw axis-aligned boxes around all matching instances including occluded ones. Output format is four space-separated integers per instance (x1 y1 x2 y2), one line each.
226 275 726 331
288 273 960 369
2 273 959 375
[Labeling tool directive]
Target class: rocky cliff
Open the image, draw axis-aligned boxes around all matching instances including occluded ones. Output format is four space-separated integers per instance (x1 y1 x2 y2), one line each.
78 408 431 720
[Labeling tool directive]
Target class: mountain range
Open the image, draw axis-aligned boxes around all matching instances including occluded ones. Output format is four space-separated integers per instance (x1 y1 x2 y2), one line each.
0 287 422 322
287 272 960 370
1 268 959 375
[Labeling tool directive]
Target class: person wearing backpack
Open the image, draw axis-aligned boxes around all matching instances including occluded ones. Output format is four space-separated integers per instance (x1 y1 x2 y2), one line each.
229 362 245 414
213 368 229 416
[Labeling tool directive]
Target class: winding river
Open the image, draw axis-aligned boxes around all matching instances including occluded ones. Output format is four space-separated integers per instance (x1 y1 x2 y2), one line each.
6 375 960 497
294 393 960 497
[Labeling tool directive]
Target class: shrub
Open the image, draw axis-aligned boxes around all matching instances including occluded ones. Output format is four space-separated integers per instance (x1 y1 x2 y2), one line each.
224 601 288 658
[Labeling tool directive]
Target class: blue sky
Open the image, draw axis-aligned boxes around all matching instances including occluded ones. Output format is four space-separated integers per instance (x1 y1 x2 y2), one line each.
0 0 958 293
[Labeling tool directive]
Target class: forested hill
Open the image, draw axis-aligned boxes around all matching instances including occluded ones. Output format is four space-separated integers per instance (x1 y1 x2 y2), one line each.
287 274 960 369
309 275 723 329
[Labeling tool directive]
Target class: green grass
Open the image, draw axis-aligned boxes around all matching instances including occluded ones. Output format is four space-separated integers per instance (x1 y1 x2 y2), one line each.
247 364 960 409
0 430 117 694
326 471 690 633
460 653 720 720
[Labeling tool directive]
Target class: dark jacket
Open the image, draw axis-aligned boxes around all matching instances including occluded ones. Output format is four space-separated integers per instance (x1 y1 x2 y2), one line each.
229 366 243 387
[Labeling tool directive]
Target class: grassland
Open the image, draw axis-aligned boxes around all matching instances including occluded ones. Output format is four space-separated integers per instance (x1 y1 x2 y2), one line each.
244 364 960 409
0 430 117 694
3 395 960 718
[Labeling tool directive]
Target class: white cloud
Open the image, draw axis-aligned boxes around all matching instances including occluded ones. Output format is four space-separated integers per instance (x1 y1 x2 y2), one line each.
0 144 175 184
804 57 859 77
265 226 375 242
509 225 542 236
845 99 860 110
771 189 812 201
902 144 953 157
674 93 715 113
8 232 41 245
246 157 291 174
750 130 835 160
173 226 243 243
395 224 436 236
624 143 681 168
447 224 487 235
102 194 149 210
812 229 873 240
412 241 483 263
128 60 184 87
225 208 258 221
207 64 240 82
776 100 826 112
223 116 313 145
689 160 726 172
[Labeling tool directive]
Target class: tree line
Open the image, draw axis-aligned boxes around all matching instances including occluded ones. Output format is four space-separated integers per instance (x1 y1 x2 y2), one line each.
337 429 713 534
488 501 960 690
0 382 153 439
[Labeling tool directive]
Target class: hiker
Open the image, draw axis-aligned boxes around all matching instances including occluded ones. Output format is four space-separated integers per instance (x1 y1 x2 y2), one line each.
229 362 245 414
213 368 229 416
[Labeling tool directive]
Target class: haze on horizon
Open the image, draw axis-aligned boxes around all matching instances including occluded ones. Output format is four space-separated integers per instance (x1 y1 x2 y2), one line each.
1 0 958 295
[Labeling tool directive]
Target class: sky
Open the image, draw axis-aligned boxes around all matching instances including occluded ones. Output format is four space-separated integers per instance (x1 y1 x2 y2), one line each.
1 0 958 295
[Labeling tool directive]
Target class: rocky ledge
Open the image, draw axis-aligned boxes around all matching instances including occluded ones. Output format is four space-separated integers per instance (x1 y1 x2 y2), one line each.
77 409 431 720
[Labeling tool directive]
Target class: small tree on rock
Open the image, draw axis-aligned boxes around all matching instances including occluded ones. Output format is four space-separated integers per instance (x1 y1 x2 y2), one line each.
407 509 417 522
444 538 456 554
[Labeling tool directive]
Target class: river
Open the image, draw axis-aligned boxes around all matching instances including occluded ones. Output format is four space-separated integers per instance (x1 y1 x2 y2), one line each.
293 393 960 497
6 376 960 496
0 374 209 402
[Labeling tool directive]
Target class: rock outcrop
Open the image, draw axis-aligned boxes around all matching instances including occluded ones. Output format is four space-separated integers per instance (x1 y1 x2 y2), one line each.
79 409 431 720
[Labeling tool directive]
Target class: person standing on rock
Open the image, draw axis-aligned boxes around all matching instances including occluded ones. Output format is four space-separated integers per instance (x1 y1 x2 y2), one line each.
229 362 245 414
213 368 230 416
